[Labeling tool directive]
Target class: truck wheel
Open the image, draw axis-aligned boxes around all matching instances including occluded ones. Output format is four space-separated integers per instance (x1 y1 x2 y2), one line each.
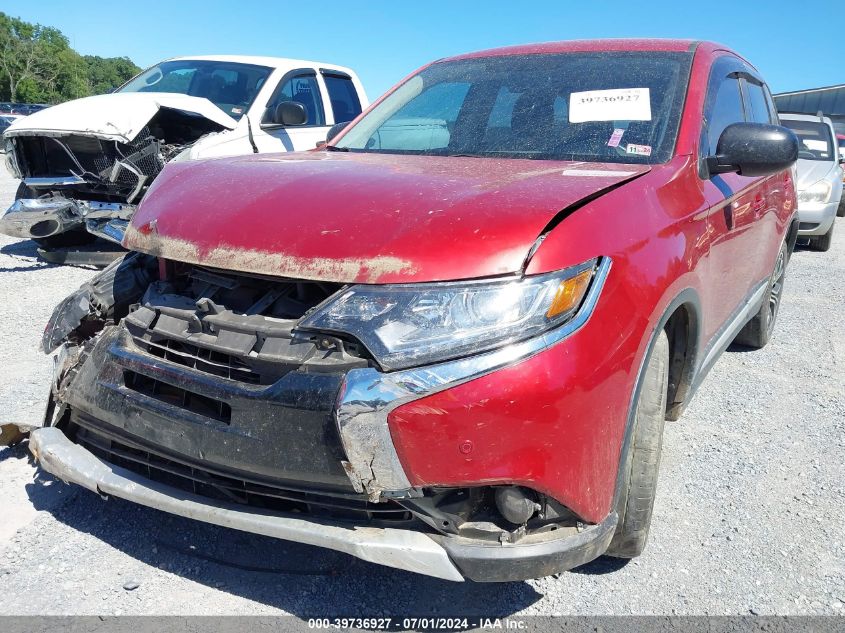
734 242 787 349
14 182 94 249
605 328 669 558
808 223 834 252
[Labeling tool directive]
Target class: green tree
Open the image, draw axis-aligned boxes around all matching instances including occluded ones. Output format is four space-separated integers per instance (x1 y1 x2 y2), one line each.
0 13 60 101
0 12 140 103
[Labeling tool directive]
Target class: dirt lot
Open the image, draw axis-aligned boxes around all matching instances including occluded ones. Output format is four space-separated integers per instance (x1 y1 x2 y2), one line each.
0 168 843 616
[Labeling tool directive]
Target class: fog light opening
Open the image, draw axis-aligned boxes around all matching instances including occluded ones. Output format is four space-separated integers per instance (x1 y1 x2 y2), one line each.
494 486 539 525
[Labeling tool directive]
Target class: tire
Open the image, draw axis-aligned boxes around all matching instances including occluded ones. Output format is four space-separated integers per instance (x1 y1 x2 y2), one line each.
836 194 845 218
807 222 834 252
14 182 95 249
605 329 669 558
734 241 787 349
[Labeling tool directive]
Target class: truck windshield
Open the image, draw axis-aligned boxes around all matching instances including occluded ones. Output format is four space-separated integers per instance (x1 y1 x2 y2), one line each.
335 52 693 164
118 60 273 120
780 119 835 161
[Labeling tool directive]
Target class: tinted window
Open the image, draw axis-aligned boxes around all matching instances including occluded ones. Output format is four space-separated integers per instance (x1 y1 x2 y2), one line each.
119 60 272 120
745 81 772 124
780 119 834 161
706 77 745 154
335 52 693 164
324 74 362 124
265 74 325 126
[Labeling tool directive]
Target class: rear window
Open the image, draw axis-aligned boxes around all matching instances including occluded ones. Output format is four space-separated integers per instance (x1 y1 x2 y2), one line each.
324 74 362 124
781 119 834 161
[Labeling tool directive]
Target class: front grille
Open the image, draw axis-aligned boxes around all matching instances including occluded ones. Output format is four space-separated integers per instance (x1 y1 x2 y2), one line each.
123 370 232 422
799 222 820 231
72 424 414 524
133 336 262 385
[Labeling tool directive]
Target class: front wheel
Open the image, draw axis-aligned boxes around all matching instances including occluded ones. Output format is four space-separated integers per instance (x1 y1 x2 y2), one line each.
807 222 834 252
605 328 669 558
836 196 845 218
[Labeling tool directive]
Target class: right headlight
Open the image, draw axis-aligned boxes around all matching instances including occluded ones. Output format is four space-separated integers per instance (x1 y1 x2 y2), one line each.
797 180 832 204
297 258 600 371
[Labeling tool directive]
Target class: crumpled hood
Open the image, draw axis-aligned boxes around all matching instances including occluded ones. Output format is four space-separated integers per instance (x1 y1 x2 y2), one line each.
795 159 839 190
4 92 237 143
125 151 650 283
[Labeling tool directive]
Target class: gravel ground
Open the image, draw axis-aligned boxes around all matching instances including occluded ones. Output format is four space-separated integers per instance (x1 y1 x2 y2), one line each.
0 168 843 617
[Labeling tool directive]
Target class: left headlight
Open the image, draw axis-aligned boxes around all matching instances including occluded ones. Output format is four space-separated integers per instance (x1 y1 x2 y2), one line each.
797 180 832 204
297 258 600 370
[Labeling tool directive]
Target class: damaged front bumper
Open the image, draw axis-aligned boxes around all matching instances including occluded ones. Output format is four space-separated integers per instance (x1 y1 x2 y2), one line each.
0 195 134 244
28 426 465 581
29 424 617 582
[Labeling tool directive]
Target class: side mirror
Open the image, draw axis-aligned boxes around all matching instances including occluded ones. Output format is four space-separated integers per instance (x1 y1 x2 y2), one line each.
272 101 307 126
707 122 798 178
326 121 351 143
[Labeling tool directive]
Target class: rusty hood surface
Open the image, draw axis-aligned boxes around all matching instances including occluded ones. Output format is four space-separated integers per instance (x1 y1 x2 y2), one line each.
124 151 650 283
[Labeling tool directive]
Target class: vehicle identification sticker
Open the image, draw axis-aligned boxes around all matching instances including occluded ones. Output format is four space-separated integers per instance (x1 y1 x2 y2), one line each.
569 88 651 123
626 143 652 156
607 128 625 147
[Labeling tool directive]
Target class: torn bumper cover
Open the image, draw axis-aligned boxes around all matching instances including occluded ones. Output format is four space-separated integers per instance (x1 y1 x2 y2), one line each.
0 196 134 244
29 424 616 582
28 427 465 581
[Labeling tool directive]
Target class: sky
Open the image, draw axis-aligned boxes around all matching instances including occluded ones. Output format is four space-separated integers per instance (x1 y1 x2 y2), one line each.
3 0 838 99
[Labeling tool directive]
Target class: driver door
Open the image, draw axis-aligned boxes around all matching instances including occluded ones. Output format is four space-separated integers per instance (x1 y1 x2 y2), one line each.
252 70 331 152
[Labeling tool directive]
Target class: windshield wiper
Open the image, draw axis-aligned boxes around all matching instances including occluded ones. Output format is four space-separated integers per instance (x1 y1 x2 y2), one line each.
325 145 348 152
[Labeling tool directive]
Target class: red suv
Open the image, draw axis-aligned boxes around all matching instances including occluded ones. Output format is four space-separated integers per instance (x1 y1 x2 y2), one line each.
32 40 798 582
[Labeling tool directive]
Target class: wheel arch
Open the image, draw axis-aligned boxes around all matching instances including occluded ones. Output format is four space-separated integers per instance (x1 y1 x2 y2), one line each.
611 287 702 508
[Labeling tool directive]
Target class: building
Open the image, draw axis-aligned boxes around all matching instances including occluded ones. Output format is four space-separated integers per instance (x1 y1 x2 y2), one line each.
774 84 845 135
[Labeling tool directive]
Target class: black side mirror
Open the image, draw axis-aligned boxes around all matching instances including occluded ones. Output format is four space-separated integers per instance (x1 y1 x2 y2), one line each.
272 101 308 126
707 122 798 178
326 121 351 143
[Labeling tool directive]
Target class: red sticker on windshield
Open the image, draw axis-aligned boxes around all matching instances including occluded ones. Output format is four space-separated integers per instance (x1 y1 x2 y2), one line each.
607 128 625 147
626 143 652 156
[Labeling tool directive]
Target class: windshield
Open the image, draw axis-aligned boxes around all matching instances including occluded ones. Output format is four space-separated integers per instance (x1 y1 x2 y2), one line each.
118 60 273 120
781 119 834 161
335 52 692 163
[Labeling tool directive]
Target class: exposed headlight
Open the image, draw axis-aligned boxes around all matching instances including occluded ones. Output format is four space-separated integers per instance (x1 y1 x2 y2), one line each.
797 180 832 204
298 258 599 370
3 138 21 179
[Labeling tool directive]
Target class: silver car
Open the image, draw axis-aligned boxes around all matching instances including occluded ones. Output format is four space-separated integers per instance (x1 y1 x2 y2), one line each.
779 113 843 251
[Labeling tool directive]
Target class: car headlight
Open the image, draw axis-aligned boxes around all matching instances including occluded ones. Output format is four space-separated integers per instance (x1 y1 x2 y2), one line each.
297 258 600 370
3 138 21 179
797 180 832 204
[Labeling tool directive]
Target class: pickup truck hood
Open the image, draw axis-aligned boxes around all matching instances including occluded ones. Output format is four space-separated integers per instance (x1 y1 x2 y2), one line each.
125 152 650 283
4 92 237 144
795 159 840 190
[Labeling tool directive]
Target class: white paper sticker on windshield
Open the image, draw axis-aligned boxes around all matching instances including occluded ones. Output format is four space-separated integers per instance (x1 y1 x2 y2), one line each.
569 88 651 123
803 140 827 151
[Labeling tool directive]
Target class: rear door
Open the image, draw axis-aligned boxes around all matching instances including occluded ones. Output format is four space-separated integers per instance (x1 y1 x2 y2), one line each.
698 56 772 341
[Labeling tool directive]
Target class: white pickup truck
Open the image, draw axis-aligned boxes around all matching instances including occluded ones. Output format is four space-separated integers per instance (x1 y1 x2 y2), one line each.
1 55 368 251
